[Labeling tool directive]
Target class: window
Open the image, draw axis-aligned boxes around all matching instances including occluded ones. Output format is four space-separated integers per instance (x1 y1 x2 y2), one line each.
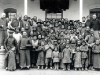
45 9 63 20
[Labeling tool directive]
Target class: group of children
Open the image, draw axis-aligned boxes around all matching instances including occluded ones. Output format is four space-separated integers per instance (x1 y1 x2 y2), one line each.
4 15 100 71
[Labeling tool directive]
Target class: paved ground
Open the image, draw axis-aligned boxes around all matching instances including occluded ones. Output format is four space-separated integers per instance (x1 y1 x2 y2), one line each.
0 69 100 75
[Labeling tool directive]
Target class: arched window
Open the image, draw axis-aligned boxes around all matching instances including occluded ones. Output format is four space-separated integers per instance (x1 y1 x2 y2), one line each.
4 8 17 19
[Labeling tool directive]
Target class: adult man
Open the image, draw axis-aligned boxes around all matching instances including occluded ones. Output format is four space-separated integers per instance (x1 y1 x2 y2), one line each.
17 15 24 31
90 14 100 39
0 13 8 47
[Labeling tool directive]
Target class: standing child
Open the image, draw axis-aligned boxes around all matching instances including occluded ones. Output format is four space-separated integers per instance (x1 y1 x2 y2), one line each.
80 40 88 70
19 31 31 69
52 40 59 70
37 41 45 69
74 47 82 71
92 40 100 70
45 40 54 69
62 39 72 71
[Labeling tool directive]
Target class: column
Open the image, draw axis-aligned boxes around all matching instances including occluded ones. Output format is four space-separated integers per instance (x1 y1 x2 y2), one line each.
80 0 83 22
24 0 28 15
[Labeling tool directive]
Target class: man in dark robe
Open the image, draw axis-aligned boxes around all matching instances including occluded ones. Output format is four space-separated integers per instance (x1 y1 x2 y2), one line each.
4 30 17 71
90 14 100 39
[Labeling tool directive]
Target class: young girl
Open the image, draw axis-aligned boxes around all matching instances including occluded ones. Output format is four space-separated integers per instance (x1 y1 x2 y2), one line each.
74 40 82 71
80 40 88 70
45 40 54 69
37 41 45 69
52 41 59 70
62 39 72 71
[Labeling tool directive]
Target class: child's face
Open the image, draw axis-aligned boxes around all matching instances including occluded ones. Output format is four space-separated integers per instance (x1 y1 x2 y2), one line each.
96 40 99 44
58 22 61 24
38 35 41 39
21 28 25 32
77 41 81 45
55 48 57 51
9 33 13 37
23 32 27 37
66 40 70 44
30 32 33 36
37 23 41 26
33 36 37 40
16 29 19 33
82 42 86 45
82 23 85 27
77 47 80 51
41 42 44 46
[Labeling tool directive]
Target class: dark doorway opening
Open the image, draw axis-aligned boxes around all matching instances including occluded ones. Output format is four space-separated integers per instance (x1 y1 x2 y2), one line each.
4 8 17 19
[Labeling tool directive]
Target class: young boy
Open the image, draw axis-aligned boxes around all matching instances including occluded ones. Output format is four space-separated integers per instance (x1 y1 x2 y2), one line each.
80 40 88 70
19 31 31 69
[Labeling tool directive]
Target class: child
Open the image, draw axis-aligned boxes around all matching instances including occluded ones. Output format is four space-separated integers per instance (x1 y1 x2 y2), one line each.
45 40 54 69
74 47 82 71
80 40 88 70
52 40 59 70
62 39 72 71
74 40 82 70
37 41 45 69
19 31 31 69
4 31 17 71
92 40 100 70
31 35 38 67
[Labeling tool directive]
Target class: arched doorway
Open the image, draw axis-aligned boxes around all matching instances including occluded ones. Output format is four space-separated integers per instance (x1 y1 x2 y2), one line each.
90 8 100 20
4 8 17 18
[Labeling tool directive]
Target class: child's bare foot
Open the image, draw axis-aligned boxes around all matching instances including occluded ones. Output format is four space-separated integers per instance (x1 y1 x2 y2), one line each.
38 66 40 70
50 67 53 70
68 68 70 71
82 68 84 71
63 69 66 71
75 68 77 71
85 68 88 71
41 66 44 69
45 67 48 70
